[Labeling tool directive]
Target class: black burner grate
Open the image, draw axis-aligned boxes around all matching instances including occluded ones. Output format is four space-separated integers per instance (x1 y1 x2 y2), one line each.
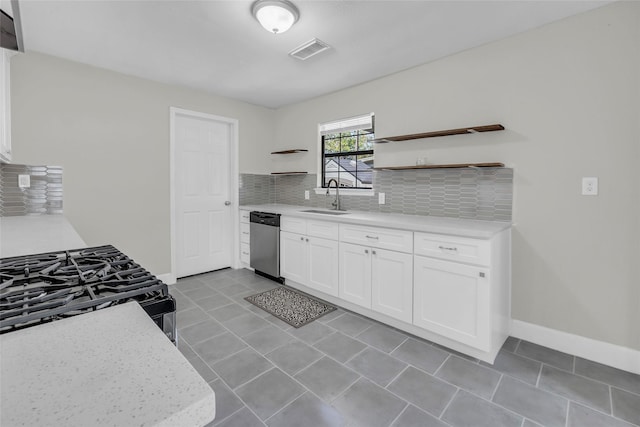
0 245 174 336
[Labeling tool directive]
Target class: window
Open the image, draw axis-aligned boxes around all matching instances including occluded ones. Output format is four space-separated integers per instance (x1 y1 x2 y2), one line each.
320 113 374 189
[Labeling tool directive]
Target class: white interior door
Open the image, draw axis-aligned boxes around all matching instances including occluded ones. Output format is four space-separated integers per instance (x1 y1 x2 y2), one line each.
175 112 232 278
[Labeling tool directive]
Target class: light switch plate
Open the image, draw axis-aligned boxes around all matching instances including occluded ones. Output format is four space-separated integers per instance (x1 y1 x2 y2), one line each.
18 174 31 188
304 190 310 200
378 192 385 204
582 177 598 196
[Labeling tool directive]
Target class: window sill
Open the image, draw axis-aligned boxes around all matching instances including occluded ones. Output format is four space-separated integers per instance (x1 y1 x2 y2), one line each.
314 188 375 197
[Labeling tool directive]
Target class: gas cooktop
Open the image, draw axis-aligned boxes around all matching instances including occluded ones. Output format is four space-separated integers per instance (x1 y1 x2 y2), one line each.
0 245 176 342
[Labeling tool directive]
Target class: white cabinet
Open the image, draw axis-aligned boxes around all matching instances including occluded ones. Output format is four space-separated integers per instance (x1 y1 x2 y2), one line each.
280 218 339 297
339 224 413 323
414 256 490 350
276 214 510 363
371 248 413 323
239 210 250 265
280 231 308 285
338 242 372 308
307 237 339 295
0 49 13 163
413 230 510 354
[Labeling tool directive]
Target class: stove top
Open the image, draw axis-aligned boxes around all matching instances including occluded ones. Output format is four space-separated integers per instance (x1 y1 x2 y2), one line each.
0 245 175 340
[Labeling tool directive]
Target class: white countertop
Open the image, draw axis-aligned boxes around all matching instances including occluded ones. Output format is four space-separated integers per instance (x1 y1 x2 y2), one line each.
0 214 87 258
240 204 510 239
0 301 215 427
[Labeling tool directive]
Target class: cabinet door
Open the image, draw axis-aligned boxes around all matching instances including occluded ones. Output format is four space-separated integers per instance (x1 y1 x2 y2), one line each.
308 237 339 297
280 231 308 285
413 256 490 351
339 242 371 309
371 249 413 323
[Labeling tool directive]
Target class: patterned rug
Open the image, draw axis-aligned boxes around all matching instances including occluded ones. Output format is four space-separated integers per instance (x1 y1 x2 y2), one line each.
245 286 337 328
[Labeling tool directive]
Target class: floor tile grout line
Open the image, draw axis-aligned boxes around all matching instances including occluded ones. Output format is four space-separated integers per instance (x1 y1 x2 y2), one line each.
262 390 311 425
214 377 270 426
327 374 364 405
539 361 640 398
210 404 246 427
432 353 451 377
385 401 410 427
437 387 460 420
490 373 504 401
341 344 372 366
609 385 614 418
386 335 410 355
384 364 412 391
535 362 543 387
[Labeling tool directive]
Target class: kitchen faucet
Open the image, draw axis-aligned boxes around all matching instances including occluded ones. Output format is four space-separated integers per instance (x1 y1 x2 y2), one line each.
326 179 342 211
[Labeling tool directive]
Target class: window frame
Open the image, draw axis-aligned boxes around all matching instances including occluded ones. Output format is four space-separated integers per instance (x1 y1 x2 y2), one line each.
318 113 375 192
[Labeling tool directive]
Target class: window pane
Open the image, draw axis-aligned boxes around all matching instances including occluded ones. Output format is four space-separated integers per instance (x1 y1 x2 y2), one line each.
340 135 357 153
355 155 373 188
358 133 374 151
324 137 340 154
324 157 340 187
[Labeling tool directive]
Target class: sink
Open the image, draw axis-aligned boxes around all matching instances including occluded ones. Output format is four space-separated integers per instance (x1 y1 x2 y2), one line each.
301 209 350 215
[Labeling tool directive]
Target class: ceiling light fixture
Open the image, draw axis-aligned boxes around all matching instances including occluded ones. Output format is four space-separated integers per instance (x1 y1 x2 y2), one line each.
252 0 299 34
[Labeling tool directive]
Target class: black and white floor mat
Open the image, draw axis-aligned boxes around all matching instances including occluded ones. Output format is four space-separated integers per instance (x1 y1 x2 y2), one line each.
245 286 337 328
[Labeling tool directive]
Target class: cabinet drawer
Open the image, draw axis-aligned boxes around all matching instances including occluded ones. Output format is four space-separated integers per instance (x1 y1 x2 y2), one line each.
414 232 490 266
340 224 413 253
240 223 250 243
307 220 339 240
281 216 307 234
239 210 250 223
240 243 250 264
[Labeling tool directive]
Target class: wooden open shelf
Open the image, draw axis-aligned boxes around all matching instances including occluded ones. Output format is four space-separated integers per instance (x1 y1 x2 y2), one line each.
271 149 309 154
373 162 504 171
373 124 504 143
270 171 308 175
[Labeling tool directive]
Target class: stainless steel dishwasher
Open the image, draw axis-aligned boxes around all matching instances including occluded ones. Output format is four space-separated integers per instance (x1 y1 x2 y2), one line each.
249 211 283 282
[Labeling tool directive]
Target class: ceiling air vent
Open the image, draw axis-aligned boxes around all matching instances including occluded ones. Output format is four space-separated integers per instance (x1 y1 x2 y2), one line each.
289 38 331 61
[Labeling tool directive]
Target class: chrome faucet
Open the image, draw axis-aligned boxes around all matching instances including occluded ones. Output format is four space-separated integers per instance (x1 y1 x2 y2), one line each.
326 179 342 211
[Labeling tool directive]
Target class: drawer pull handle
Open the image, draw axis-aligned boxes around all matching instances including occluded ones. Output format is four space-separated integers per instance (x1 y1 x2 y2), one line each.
364 249 369 254
365 235 379 240
438 245 458 252
372 250 376 255
300 237 304 241
242 252 249 255
242 232 249 235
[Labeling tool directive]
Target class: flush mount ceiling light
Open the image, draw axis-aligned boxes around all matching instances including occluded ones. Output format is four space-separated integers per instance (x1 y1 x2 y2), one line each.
252 0 299 34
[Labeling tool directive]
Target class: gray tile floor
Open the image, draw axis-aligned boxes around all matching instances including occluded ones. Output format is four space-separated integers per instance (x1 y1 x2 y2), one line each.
171 268 640 427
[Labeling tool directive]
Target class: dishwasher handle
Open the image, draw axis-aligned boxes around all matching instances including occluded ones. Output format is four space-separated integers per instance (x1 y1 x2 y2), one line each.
250 211 281 227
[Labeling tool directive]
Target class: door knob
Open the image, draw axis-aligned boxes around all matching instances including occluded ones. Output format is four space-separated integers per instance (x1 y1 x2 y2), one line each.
224 201 231 206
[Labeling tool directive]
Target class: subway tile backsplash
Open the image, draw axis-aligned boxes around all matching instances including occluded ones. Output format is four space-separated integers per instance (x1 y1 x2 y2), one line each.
0 164 64 216
240 167 512 222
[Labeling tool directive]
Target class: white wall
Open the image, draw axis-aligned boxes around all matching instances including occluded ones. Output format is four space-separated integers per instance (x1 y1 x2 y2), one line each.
273 2 640 351
10 52 275 275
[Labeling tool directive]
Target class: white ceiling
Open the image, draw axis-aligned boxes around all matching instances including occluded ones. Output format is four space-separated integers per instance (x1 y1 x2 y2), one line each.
16 0 610 108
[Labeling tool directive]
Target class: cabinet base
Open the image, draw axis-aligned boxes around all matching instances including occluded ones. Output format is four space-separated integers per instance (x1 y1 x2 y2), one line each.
284 277 506 364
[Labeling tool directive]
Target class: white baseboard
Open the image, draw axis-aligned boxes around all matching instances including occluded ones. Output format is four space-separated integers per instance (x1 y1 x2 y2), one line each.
510 319 640 375
156 273 177 285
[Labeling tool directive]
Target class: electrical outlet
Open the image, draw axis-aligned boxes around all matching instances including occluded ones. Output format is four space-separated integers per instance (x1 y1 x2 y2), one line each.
378 192 386 204
18 174 31 188
582 177 598 196
304 190 310 200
